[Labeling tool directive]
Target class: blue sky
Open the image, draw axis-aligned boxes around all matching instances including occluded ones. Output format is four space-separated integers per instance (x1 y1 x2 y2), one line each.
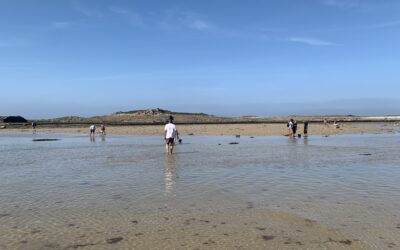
1 0 400 118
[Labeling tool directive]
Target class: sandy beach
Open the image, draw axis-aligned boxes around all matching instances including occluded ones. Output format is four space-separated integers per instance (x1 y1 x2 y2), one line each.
2 122 397 136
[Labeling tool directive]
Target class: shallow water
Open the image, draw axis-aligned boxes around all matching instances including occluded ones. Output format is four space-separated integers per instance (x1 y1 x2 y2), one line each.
0 133 399 249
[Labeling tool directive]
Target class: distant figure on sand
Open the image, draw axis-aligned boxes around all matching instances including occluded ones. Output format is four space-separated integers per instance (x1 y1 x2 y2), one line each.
287 119 294 136
100 124 106 135
164 116 179 154
31 122 37 134
303 121 309 136
333 120 340 129
292 120 298 137
90 124 96 136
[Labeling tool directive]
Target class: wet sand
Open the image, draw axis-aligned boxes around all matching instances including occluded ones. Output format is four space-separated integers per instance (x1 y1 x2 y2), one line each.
1 207 365 250
3 122 395 136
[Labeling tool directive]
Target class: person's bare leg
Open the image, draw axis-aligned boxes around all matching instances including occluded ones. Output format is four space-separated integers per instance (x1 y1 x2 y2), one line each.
165 143 169 154
169 144 174 154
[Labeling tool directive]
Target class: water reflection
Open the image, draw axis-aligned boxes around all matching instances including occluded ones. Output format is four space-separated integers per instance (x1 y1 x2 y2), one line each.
289 136 297 144
164 154 177 194
101 135 106 142
90 135 96 142
303 136 308 145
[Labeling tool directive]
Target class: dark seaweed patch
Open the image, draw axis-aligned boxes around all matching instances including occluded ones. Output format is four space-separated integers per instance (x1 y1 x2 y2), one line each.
262 235 275 241
70 243 97 249
106 237 123 244
203 239 216 245
33 139 61 142
339 240 352 245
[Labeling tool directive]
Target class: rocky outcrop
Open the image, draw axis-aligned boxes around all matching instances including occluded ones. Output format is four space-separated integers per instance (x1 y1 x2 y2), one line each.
113 108 170 116
1 116 28 123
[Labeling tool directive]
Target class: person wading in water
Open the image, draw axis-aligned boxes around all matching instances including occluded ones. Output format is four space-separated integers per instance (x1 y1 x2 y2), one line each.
164 116 179 154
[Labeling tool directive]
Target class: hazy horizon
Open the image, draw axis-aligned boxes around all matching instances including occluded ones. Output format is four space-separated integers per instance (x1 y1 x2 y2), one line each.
1 0 400 118
2 98 399 120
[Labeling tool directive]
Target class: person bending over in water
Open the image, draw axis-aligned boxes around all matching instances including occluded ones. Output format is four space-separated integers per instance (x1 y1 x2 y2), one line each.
164 117 179 154
90 124 96 137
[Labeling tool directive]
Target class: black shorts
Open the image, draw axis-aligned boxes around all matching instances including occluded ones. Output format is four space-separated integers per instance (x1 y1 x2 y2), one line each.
166 138 174 145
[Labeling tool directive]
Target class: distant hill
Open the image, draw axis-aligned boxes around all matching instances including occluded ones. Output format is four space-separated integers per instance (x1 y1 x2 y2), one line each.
43 108 235 124
24 108 400 125
113 108 209 116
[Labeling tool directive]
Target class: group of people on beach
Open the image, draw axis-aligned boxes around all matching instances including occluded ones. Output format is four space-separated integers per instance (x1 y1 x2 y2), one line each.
88 117 179 154
89 124 106 136
324 119 341 129
287 119 308 137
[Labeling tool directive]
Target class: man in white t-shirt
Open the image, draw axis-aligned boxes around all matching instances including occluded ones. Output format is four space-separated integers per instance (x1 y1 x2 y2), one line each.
164 117 179 154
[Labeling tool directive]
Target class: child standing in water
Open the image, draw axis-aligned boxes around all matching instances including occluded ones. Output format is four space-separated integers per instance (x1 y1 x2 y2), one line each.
100 124 106 135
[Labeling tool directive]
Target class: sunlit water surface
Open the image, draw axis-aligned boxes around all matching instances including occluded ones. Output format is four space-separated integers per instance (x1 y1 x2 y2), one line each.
1 133 399 249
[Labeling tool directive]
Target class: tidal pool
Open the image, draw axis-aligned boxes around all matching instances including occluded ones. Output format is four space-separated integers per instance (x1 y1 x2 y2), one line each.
0 133 399 249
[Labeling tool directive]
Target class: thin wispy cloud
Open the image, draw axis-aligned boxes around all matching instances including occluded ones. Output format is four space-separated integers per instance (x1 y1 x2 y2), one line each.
320 0 364 9
73 3 104 18
109 7 145 28
179 12 214 31
308 19 400 33
288 37 335 46
50 21 75 30
160 9 215 32
187 19 212 31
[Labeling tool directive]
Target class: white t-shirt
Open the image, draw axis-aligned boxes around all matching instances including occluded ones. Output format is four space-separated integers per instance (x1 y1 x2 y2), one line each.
288 121 293 129
90 125 96 130
164 123 176 139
